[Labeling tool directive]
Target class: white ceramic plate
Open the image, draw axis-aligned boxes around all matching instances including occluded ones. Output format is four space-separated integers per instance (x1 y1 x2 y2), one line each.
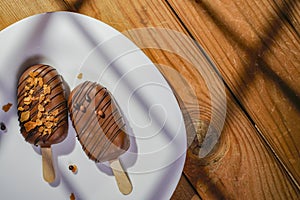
0 12 186 200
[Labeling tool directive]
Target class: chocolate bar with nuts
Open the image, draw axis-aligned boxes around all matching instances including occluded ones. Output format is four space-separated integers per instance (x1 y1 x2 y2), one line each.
17 64 68 147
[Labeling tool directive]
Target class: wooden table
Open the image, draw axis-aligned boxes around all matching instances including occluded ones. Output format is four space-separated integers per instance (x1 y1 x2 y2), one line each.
1 0 299 199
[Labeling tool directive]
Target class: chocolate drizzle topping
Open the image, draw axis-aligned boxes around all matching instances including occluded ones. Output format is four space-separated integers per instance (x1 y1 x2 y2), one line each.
17 64 68 146
68 81 129 162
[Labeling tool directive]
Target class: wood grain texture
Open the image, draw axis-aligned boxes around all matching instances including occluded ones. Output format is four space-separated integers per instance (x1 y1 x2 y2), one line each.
171 175 200 200
60 0 299 198
0 0 69 30
110 159 133 195
167 0 300 187
41 146 55 183
157 50 299 199
0 1 197 198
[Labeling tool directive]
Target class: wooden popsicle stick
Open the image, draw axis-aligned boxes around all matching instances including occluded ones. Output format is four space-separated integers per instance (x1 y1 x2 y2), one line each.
41 146 55 183
110 159 132 195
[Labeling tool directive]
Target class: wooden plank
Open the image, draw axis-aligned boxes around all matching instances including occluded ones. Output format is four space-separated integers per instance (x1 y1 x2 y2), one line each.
0 1 197 199
171 175 201 200
60 0 300 198
154 46 300 199
167 0 300 186
0 0 69 30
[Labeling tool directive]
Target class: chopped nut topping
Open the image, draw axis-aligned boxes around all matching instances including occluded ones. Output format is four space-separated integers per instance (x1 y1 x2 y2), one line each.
38 126 44 132
44 128 52 135
24 121 37 132
20 70 60 137
23 96 32 104
52 109 59 116
45 122 53 129
20 111 30 122
43 85 51 95
26 77 34 84
36 119 43 126
18 107 24 111
24 96 30 101
38 104 45 112
38 77 43 87
37 111 43 118
34 78 39 87
24 101 31 105
39 94 45 103
29 71 39 78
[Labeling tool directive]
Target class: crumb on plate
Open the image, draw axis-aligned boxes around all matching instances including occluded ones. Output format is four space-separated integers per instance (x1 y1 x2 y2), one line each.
77 73 83 79
2 103 12 112
69 164 78 173
0 122 6 132
70 193 75 200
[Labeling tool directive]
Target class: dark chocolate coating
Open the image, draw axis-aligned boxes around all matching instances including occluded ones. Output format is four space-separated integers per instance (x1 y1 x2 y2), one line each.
17 64 68 147
68 81 130 162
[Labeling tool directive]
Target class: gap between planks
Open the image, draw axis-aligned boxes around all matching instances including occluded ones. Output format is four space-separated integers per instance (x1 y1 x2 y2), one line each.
164 0 300 190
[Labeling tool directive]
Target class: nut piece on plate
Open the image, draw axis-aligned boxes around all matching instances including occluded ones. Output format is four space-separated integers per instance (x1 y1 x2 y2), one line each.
2 103 12 112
